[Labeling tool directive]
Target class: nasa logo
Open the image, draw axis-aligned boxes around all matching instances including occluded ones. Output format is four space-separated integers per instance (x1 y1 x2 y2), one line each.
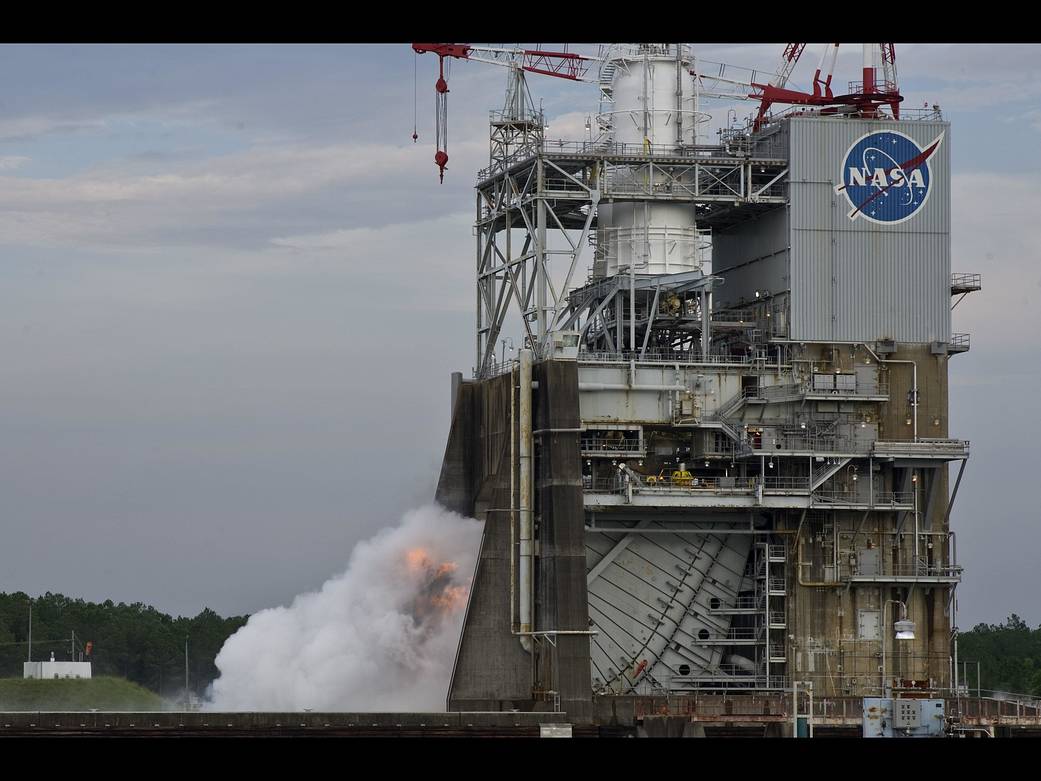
834 130 945 224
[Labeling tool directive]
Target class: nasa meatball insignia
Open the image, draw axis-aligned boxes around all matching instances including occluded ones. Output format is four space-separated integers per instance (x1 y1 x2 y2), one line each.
834 130 945 224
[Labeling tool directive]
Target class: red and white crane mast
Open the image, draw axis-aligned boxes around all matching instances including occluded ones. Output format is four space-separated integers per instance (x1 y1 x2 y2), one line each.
412 44 600 181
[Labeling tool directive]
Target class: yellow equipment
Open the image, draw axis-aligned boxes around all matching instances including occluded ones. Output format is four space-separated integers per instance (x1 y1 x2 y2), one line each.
646 467 694 487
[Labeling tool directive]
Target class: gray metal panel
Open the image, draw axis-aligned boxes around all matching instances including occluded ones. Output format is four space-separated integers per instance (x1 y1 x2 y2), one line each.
787 117 951 343
712 207 789 310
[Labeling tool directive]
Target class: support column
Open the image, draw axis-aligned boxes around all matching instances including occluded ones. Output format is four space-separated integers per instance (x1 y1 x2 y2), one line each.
534 358 593 722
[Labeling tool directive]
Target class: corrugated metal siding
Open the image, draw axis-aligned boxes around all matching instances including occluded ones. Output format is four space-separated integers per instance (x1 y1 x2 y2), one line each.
712 207 789 310
788 117 951 343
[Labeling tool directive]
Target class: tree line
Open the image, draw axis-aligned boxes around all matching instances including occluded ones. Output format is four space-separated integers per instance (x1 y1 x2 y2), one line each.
0 592 247 700
2 592 1038 700
957 615 1041 697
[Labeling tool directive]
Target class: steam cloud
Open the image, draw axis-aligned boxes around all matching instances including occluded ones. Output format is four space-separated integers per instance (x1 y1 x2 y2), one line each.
206 504 481 711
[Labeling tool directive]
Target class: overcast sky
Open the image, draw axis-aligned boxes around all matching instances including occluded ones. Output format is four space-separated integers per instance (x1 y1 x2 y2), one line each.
0 43 1036 630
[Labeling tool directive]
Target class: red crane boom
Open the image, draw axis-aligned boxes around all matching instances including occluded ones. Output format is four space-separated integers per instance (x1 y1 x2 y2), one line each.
412 43 599 181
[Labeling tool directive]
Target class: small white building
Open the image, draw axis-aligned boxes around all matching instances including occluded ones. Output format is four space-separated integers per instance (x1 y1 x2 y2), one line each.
23 653 92 680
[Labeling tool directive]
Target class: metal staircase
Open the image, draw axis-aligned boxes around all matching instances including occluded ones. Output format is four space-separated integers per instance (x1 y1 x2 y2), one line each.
810 457 851 490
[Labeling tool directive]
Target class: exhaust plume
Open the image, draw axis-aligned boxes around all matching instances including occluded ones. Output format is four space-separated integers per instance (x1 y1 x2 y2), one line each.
206 504 481 711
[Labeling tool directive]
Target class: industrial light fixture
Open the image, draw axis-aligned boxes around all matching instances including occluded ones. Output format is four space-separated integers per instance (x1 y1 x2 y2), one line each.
881 600 916 696
754 290 761 298
768 459 774 469
895 619 916 641
800 422 806 429
911 473 918 483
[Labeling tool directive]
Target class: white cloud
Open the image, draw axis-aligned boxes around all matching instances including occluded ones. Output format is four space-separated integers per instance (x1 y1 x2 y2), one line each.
0 136 487 251
0 155 30 170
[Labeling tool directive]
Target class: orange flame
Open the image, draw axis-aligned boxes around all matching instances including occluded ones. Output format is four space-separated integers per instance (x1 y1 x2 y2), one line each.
403 548 470 621
405 547 432 573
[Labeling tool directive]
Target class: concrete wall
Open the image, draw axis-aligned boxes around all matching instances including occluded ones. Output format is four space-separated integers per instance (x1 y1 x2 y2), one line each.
782 342 954 697
439 373 534 711
439 362 594 722
533 360 593 722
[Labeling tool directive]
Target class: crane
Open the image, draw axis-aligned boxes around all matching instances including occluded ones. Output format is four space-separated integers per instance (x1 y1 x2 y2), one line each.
412 44 601 182
691 44 902 131
412 43 904 180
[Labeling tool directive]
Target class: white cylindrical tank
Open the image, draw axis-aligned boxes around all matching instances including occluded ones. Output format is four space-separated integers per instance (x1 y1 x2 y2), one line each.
595 45 706 278
604 47 696 148
597 202 701 276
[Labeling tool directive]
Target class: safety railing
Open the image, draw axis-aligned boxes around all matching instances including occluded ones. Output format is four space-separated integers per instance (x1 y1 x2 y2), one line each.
847 79 900 95
812 490 914 505
661 670 790 692
761 476 810 491
847 564 962 578
473 358 517 380
580 436 643 454
538 138 778 160
951 272 982 290
873 438 970 457
801 380 889 397
695 627 764 643
709 596 762 612
951 333 971 349
587 474 760 495
749 435 866 454
577 349 755 366
711 307 759 324
477 137 789 182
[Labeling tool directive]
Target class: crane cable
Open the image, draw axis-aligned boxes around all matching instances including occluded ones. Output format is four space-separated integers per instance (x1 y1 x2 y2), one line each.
412 51 418 143
434 55 449 182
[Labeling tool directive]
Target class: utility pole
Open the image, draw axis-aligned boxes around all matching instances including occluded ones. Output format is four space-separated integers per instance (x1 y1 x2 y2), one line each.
184 636 190 711
27 598 32 662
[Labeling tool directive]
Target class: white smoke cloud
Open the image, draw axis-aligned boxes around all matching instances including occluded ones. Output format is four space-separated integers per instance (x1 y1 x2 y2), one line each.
206 504 482 712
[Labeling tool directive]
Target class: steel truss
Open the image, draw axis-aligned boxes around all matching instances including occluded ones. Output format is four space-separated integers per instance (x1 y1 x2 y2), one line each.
474 138 789 376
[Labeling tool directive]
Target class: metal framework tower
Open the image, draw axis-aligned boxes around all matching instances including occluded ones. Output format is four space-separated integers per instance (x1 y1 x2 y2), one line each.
434 43 978 718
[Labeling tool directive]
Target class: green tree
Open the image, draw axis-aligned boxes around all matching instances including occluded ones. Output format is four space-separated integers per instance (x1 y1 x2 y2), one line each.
0 592 247 698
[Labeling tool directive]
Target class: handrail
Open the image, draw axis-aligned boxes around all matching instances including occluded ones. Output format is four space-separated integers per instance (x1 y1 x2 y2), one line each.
577 349 755 365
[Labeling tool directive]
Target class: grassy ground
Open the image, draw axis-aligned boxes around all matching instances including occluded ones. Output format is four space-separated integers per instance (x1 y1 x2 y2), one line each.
0 676 163 711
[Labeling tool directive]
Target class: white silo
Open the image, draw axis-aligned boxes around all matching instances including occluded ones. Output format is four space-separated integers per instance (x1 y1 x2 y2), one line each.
595 44 706 278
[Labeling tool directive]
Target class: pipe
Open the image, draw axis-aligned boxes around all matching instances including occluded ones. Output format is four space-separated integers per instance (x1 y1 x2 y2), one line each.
857 343 919 443
510 367 517 638
913 470 919 571
518 349 534 654
578 383 686 392
726 654 757 673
